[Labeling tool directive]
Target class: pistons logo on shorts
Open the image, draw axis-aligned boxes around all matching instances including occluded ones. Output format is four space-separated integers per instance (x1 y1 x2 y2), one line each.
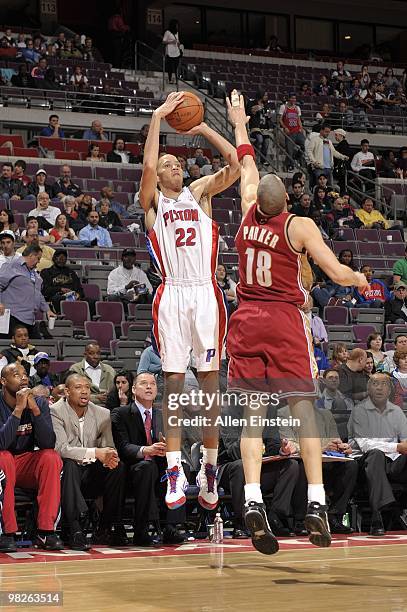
206 349 216 362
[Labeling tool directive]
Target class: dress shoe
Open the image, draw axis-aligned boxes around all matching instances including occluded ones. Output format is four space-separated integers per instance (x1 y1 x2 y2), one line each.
68 530 90 551
329 515 354 534
162 527 185 545
370 512 386 536
268 511 291 537
93 525 129 547
232 528 248 539
132 530 155 547
0 535 17 553
293 520 308 536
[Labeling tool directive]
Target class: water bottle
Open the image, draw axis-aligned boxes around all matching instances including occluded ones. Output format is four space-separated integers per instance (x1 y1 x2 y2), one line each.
213 513 223 544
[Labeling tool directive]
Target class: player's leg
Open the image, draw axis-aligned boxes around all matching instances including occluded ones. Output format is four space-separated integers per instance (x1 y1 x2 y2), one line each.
196 370 219 510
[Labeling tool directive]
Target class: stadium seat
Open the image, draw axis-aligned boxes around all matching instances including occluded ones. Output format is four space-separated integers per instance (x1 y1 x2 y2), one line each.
61 339 97 361
95 300 125 325
323 306 348 325
39 137 65 151
55 151 81 160
49 360 75 375
327 326 353 342
382 242 405 258
61 301 91 332
115 340 144 370
82 283 102 301
84 321 116 352
110 232 136 247
355 229 379 242
358 242 383 258
127 303 152 321
385 324 407 340
352 324 376 343
95 167 118 180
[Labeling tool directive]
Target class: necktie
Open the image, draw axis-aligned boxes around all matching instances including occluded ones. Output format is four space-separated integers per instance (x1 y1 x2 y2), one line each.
144 410 152 445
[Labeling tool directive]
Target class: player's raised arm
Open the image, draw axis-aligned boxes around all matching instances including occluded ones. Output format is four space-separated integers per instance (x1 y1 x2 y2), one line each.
290 216 369 290
226 92 259 215
180 122 240 198
139 91 184 212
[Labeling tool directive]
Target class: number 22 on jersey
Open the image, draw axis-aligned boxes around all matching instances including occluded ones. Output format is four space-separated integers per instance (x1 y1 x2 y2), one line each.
175 227 196 248
245 247 272 287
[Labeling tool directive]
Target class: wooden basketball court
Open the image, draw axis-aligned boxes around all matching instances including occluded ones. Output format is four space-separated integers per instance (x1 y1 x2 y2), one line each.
0 534 406 611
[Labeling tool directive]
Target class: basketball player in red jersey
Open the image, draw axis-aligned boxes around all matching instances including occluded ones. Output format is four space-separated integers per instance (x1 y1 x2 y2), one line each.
139 92 240 511
226 92 368 555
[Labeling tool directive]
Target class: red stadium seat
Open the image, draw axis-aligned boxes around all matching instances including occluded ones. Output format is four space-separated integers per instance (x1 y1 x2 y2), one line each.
55 151 80 160
39 137 65 151
84 321 116 351
61 301 91 332
0 134 24 148
13 147 38 157
96 300 124 325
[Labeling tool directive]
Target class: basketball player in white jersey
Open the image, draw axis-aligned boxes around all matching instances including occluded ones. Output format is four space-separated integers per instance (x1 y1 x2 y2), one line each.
139 92 240 510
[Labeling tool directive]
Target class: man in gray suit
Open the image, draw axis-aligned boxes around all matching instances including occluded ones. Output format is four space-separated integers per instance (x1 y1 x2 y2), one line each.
69 343 115 406
51 373 127 551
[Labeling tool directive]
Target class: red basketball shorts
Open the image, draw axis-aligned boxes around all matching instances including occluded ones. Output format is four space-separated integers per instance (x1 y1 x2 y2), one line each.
227 301 318 398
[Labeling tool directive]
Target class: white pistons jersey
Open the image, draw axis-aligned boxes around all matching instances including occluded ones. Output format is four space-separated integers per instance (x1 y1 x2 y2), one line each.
146 187 227 374
147 187 218 283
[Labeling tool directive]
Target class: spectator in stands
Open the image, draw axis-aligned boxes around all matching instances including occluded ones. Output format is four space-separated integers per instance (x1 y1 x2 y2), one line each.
0 230 21 269
184 164 201 186
383 334 407 374
380 150 399 178
0 363 63 552
339 248 357 270
82 37 103 62
29 352 59 389
45 43 57 58
163 20 182 84
315 103 332 124
384 68 400 92
302 296 328 343
108 9 131 68
216 264 237 311
78 210 113 247
330 343 349 370
393 246 407 286
107 248 153 309
21 39 40 64
348 372 407 535
351 139 376 182
70 343 115 406
391 350 407 408
311 209 331 239
49 214 77 244
16 33 26 48
306 122 348 186
364 351 376 376
288 180 304 208
0 162 26 202
28 191 60 227
201 155 222 176
187 147 210 168
106 371 134 411
31 58 58 90
355 197 391 230
40 114 65 138
331 61 352 84
54 32 66 51
278 93 305 171
52 165 83 202
137 336 162 376
72 195 94 231
27 170 54 200
366 333 386 370
106 138 136 164
86 143 105 162
0 323 37 376
313 75 332 97
359 65 371 90
111 372 185 545
136 124 149 147
332 103 354 131
299 82 312 97
333 128 352 194
82 120 107 141
291 193 314 218
13 160 31 188
0 244 56 338
384 282 407 324
0 210 19 237
97 199 123 232
61 195 80 228
60 40 82 60
99 186 128 218
69 65 88 91
314 342 330 372
333 81 348 100
248 91 271 162
278 402 356 534
21 216 51 244
51 373 127 550
317 368 353 412
313 187 330 212
338 348 369 403
16 228 55 271
389 86 407 107
354 265 390 309
265 35 282 53
325 196 361 230
40 249 90 314
3 28 15 46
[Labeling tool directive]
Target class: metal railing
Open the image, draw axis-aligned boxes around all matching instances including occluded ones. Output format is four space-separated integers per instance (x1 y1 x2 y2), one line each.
345 168 396 219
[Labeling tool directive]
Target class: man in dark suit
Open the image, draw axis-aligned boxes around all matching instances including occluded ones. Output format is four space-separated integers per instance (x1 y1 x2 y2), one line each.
106 137 137 164
111 372 185 545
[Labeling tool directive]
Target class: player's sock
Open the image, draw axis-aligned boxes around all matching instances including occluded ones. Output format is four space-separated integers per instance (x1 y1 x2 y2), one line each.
307 484 326 506
244 483 263 505
202 447 218 466
166 451 182 469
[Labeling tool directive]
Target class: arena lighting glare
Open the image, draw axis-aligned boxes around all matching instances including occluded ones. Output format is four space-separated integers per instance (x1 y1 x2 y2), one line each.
345 35 351 40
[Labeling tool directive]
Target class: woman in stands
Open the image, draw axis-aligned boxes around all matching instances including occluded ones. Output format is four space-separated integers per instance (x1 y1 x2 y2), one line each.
162 20 182 84
49 213 77 244
313 187 330 211
216 264 237 313
70 65 88 91
359 65 371 91
86 143 105 162
106 370 134 411
367 333 386 370
338 249 357 271
392 350 407 408
0 209 20 237
384 68 401 93
364 351 376 377
98 199 123 232
331 343 349 370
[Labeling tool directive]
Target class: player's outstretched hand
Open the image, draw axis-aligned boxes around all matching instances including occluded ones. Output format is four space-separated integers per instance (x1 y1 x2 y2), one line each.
226 89 249 127
155 91 185 118
354 271 370 291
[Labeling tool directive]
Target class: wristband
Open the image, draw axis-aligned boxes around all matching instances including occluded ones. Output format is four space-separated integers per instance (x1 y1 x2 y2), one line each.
237 144 256 162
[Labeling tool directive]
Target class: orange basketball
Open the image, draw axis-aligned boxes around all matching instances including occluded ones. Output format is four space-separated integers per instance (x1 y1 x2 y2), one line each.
166 91 204 132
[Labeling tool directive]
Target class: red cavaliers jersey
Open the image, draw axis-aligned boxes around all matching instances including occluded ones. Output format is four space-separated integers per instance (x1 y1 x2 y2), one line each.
235 206 308 306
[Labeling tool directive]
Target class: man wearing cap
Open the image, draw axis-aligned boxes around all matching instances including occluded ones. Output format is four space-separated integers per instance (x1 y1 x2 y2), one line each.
0 230 21 269
28 192 60 228
0 244 56 339
27 169 54 200
17 228 55 272
29 353 59 389
384 282 407 324
107 248 153 311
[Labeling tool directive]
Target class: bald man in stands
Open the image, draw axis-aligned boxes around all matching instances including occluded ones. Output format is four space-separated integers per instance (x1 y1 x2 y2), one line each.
226 92 368 555
338 348 369 404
